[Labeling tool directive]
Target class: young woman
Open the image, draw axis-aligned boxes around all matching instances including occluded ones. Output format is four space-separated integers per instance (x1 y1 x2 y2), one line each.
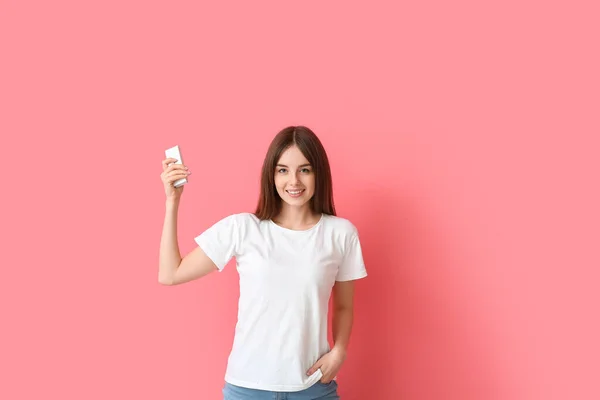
159 126 367 399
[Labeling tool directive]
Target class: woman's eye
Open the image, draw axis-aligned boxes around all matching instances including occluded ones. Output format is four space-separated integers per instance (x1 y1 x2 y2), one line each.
277 168 310 173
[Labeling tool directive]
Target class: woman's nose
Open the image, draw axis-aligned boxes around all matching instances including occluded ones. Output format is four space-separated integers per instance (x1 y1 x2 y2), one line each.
289 172 300 184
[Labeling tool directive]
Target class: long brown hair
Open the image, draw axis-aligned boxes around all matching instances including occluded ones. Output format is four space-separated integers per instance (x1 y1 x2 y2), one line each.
254 126 336 220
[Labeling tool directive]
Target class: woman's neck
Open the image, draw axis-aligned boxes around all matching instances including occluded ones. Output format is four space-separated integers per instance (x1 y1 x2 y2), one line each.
272 206 321 230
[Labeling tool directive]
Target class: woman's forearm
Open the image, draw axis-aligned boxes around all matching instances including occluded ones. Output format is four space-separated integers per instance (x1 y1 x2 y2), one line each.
158 199 183 284
332 306 353 353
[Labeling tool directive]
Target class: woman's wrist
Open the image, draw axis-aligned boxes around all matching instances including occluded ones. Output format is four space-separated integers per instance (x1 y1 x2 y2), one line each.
331 344 348 357
165 197 181 207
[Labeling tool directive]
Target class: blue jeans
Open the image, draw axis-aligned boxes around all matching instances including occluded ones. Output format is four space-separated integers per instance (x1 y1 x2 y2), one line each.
223 380 340 399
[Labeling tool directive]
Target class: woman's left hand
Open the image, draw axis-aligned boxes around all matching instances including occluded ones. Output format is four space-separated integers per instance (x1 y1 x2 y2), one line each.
306 346 347 383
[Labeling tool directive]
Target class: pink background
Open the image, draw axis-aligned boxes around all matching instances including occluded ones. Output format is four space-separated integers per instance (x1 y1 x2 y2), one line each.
1 1 599 399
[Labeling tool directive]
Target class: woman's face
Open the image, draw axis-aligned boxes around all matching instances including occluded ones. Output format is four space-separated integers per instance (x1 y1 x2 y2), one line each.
274 145 315 209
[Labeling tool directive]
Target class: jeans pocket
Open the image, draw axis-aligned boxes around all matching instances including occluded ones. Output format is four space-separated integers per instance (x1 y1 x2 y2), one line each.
317 379 337 386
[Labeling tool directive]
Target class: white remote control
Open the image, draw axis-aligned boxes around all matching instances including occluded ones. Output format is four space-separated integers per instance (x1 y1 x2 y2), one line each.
165 145 187 188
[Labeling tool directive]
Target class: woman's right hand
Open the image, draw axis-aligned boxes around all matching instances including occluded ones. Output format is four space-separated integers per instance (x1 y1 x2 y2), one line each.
161 158 191 200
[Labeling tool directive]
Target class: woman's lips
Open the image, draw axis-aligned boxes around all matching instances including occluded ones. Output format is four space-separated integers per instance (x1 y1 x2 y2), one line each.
286 189 305 197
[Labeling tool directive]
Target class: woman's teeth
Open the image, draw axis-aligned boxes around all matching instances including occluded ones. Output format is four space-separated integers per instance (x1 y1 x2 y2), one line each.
287 190 304 196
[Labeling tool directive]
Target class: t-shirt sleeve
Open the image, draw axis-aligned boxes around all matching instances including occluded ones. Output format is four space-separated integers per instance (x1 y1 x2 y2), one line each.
194 214 239 272
336 232 368 282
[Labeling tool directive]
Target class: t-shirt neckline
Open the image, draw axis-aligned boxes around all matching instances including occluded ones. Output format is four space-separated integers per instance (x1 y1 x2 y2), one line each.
269 213 324 233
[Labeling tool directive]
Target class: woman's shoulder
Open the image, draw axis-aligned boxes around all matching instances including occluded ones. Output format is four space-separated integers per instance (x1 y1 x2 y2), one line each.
207 212 258 225
227 212 262 225
323 214 359 235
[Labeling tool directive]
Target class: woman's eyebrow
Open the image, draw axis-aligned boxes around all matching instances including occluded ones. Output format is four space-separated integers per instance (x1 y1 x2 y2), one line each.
276 164 312 168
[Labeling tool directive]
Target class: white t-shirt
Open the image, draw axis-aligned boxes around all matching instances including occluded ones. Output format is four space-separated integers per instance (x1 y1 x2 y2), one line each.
194 212 367 392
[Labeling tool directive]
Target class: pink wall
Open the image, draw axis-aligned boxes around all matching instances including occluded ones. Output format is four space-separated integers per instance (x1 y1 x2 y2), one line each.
2 1 599 399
